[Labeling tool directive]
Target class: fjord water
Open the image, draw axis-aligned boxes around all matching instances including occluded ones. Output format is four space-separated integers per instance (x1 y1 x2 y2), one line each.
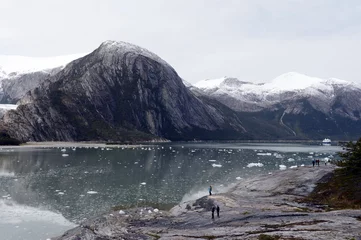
0 143 341 240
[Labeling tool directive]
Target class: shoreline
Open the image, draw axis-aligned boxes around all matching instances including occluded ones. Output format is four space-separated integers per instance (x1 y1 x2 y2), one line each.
54 165 361 240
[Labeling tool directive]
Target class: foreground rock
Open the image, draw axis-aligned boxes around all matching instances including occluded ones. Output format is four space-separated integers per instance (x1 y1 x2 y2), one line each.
54 165 361 240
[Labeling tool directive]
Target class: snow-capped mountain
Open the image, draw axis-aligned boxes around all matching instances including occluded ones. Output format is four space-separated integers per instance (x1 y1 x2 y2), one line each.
192 72 361 139
194 72 361 116
0 53 86 104
0 40 247 142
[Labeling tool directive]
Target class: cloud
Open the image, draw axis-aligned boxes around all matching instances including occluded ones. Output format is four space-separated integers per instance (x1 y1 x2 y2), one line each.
1 0 361 83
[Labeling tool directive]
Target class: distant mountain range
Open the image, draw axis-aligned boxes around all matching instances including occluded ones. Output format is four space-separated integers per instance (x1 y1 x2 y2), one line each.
191 73 361 139
0 42 360 141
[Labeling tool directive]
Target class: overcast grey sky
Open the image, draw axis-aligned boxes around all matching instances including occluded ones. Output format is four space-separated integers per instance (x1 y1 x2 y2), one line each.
1 0 361 83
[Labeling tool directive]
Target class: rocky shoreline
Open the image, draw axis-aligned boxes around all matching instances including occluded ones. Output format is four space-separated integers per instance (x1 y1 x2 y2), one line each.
54 165 361 240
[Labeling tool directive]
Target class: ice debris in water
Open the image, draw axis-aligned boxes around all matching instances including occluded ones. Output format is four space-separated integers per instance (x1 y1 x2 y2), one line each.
289 165 297 169
140 182 146 185
211 163 222 168
119 210 125 215
288 158 295 162
257 153 272 156
87 191 98 194
208 159 217 162
62 154 69 157
247 163 264 168
236 177 242 180
61 149 66 152
154 208 159 213
279 165 287 170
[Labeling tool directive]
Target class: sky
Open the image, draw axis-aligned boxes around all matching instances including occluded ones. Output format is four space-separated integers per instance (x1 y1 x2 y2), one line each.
1 0 361 84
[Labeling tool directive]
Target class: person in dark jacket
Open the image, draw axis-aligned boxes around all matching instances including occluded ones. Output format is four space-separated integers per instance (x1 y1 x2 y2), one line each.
216 205 220 217
211 206 215 219
209 185 212 195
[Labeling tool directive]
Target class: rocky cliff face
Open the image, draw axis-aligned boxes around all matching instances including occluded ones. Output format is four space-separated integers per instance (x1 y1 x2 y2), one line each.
0 41 247 142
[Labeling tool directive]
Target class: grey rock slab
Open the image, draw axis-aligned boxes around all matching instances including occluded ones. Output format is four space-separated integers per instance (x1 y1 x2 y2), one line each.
54 166 361 240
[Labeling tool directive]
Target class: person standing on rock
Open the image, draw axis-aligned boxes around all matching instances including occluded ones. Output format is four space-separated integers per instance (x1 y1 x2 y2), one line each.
211 205 215 219
209 185 212 196
216 205 220 218
312 160 315 167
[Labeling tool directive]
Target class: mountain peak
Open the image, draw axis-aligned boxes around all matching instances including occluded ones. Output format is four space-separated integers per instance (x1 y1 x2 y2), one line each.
97 40 170 68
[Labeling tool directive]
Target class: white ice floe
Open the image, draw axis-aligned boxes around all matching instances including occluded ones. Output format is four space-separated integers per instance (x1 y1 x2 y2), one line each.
140 182 146 185
0 170 15 177
257 153 272 156
211 163 222 167
208 159 217 162
289 165 298 169
279 165 287 170
236 177 242 180
247 163 264 168
154 208 159 213
61 149 66 152
287 158 295 162
61 154 69 157
86 191 98 194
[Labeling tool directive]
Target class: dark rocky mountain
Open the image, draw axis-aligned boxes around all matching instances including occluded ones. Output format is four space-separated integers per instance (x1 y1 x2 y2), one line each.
0 41 248 142
193 73 361 140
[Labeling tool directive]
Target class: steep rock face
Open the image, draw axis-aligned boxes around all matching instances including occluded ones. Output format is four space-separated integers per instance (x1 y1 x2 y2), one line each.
1 41 247 142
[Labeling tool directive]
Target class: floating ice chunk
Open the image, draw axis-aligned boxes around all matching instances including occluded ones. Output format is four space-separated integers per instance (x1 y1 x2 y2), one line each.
62 154 69 157
87 191 98 194
257 153 272 156
247 163 264 168
289 165 297 169
301 164 305 167
268 172 273 175
154 208 159 213
287 158 295 162
208 160 217 162
61 149 66 152
58 192 65 195
309 152 314 155
140 182 146 185
148 210 152 214
279 165 287 170
236 177 242 180
211 164 222 168
119 210 125 215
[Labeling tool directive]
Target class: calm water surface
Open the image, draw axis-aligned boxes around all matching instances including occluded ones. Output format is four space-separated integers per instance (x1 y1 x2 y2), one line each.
0 142 342 240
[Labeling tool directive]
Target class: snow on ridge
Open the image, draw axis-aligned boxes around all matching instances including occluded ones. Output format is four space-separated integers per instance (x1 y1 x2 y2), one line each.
0 104 17 110
265 72 324 92
194 72 359 94
99 40 171 68
0 53 87 78
194 77 227 89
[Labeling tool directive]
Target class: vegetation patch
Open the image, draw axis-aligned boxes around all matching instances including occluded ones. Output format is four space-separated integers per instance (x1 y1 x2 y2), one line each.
258 234 281 240
0 132 21 145
304 139 361 209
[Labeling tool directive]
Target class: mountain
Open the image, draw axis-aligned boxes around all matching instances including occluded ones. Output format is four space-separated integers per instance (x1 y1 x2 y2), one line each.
0 41 248 142
193 72 361 139
0 54 86 103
